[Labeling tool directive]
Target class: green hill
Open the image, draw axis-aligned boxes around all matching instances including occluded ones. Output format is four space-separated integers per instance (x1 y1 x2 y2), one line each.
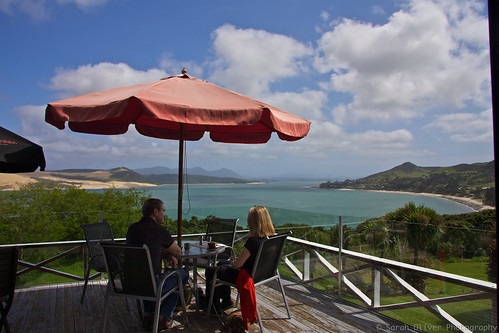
319 161 495 206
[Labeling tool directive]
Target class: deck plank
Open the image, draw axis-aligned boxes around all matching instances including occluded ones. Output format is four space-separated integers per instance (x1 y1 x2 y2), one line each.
6 279 420 332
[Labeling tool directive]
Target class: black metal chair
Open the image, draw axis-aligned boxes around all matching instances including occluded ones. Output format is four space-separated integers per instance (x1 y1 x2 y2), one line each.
80 222 114 303
101 243 188 332
203 218 239 266
207 232 291 331
0 247 17 333
182 218 238 272
206 218 238 261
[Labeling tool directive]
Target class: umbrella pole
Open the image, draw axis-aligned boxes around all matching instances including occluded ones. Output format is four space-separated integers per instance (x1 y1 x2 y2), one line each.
177 124 184 247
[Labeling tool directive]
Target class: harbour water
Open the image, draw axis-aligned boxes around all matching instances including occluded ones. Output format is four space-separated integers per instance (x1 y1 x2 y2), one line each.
140 181 475 228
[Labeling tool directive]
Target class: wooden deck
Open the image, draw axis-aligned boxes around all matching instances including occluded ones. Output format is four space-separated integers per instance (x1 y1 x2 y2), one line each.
7 279 420 332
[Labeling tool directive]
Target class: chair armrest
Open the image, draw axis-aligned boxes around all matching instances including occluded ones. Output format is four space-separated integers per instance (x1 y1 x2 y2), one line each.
156 269 186 306
214 246 236 262
157 269 184 290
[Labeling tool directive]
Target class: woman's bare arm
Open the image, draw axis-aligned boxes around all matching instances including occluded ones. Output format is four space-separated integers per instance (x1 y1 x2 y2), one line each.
231 247 251 269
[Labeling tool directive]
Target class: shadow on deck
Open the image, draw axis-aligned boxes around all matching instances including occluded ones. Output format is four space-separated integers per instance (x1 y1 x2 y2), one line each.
7 279 419 332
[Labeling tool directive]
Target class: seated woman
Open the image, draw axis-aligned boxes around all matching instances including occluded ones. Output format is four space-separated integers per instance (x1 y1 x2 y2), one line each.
202 205 275 314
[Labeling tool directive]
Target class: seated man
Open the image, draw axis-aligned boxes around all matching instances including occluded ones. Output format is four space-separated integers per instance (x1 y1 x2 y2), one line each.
126 198 189 330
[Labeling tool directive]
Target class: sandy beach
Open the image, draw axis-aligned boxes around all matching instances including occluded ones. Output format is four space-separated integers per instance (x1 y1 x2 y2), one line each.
338 188 494 212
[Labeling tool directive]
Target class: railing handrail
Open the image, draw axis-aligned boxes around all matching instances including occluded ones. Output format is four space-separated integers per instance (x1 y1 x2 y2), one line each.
5 233 495 291
288 236 497 292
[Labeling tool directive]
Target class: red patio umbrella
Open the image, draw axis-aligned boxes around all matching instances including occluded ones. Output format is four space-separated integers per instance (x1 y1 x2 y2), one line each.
45 70 311 244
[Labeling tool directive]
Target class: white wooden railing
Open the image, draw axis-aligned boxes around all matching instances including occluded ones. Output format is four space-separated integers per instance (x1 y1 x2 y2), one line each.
1 230 496 332
282 235 497 333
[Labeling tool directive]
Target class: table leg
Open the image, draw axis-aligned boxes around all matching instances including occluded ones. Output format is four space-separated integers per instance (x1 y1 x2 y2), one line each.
192 257 199 312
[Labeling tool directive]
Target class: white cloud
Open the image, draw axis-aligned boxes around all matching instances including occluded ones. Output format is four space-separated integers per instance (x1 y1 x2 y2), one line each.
424 109 493 142
158 53 204 78
296 120 413 156
13 104 183 171
24 1 491 176
209 24 314 97
47 62 166 98
0 0 50 20
0 0 110 20
371 5 386 16
56 0 110 10
262 90 327 120
315 0 490 125
348 129 413 151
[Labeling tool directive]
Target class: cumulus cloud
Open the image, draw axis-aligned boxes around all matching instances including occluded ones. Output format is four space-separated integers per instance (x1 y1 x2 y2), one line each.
158 53 204 78
47 62 166 98
24 0 491 175
209 24 314 97
315 0 490 125
295 119 413 157
262 90 327 120
424 109 493 142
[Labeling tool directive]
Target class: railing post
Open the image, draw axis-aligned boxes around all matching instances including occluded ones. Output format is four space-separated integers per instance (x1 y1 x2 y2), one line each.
338 216 343 297
99 211 103 223
372 267 381 308
303 250 310 281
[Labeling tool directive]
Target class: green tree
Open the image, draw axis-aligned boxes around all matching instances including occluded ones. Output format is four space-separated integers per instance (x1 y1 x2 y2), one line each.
355 218 394 257
385 202 443 265
0 183 149 244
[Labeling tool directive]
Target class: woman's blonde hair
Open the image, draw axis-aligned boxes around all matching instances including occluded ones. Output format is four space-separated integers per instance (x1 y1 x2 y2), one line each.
247 206 275 238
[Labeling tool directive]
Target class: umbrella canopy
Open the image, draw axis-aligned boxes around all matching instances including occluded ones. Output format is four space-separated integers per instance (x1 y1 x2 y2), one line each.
45 71 311 243
0 126 46 173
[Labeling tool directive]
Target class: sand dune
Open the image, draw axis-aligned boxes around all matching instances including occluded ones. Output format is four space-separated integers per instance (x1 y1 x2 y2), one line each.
0 172 157 190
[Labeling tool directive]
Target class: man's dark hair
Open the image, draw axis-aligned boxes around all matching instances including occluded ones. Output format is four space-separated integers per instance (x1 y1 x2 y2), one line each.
142 198 164 217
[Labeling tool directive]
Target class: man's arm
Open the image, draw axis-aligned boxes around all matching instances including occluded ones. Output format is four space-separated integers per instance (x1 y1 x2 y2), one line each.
164 242 182 257
162 242 182 267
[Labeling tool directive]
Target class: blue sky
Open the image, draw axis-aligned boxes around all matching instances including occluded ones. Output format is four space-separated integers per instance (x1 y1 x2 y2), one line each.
0 0 493 179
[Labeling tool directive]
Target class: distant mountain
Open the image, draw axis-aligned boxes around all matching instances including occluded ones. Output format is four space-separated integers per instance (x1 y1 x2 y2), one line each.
319 161 495 206
41 166 251 185
135 166 243 179
143 173 250 184
134 166 175 175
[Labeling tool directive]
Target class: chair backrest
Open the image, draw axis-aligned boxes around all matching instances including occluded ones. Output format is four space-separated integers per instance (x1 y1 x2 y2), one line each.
0 246 18 333
251 232 290 284
0 247 17 301
81 222 114 272
206 218 238 247
101 243 157 298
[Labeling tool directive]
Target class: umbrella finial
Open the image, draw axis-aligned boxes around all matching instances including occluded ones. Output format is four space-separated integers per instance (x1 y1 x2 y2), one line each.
182 67 187 75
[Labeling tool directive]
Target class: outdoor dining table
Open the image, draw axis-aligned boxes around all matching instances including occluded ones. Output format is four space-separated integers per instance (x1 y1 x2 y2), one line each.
179 240 227 311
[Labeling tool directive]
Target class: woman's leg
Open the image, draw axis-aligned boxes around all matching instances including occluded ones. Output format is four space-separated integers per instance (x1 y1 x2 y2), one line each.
205 265 222 310
217 265 239 307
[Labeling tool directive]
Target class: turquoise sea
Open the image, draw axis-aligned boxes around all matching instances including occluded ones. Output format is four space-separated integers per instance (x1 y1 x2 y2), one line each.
138 181 475 228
